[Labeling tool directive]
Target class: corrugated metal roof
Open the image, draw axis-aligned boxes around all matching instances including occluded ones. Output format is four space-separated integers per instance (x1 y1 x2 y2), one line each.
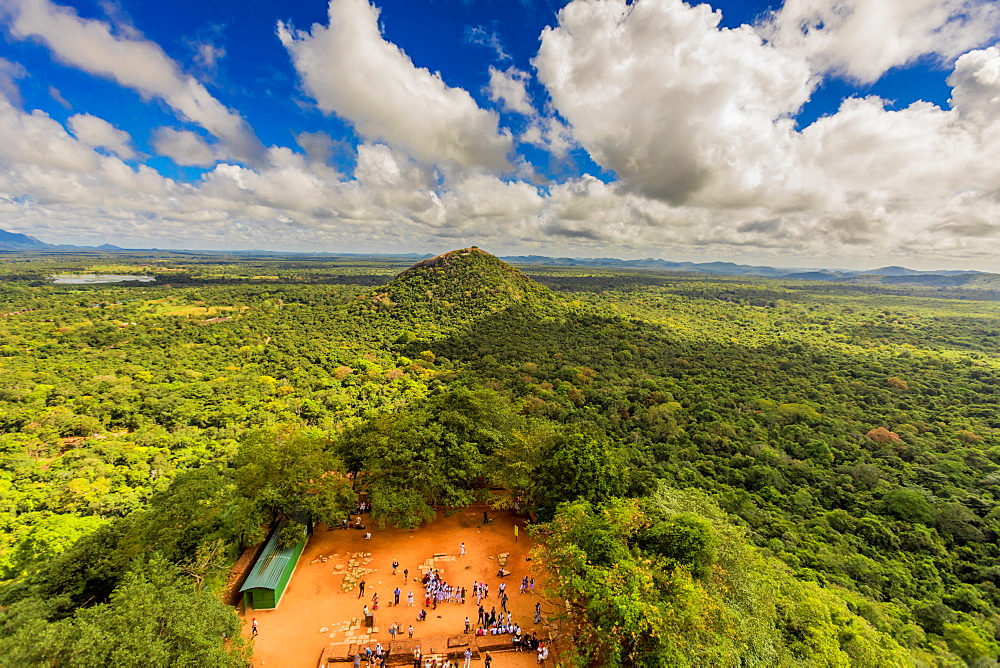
240 526 303 592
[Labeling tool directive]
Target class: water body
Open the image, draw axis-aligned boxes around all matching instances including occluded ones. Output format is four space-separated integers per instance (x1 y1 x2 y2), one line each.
51 274 156 284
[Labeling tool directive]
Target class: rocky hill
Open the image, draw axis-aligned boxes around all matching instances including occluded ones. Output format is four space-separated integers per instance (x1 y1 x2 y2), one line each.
357 247 553 324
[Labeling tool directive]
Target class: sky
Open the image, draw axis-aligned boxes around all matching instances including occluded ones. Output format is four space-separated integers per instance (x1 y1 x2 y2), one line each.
1 0 999 270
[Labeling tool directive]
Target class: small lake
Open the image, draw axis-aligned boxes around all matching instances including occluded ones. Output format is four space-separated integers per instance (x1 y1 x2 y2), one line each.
51 274 156 284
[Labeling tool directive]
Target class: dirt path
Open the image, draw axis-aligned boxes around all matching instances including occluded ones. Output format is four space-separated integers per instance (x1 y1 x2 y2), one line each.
242 507 560 667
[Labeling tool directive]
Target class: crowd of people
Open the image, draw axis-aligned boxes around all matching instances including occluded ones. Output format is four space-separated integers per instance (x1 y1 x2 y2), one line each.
346 506 552 666
354 564 550 664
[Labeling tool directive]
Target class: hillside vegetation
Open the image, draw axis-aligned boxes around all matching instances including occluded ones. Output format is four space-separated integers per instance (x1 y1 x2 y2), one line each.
0 250 998 665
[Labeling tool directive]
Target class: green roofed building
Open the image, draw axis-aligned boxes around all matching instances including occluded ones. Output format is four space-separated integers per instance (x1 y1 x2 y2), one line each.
240 525 307 610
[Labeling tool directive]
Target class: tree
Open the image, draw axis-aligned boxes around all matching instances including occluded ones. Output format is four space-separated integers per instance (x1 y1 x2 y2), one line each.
235 427 356 537
534 426 627 519
3 514 106 579
340 388 522 527
636 512 715 579
880 488 933 524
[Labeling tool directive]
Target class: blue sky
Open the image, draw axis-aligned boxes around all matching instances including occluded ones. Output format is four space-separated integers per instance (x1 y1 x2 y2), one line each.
1 0 999 269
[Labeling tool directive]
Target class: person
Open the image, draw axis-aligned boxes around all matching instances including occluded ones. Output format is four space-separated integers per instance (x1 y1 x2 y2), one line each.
373 593 379 610
394 587 401 605
534 602 541 624
463 647 472 668
390 623 397 640
408 624 414 639
483 511 489 524
460 586 466 604
364 604 370 617
520 577 528 594
417 609 427 621
529 578 534 591
354 651 362 668
514 524 519 542
393 560 399 575
478 604 485 626
506 611 512 625
359 580 366 598
413 647 421 668
464 616 470 633
537 643 549 665
404 568 409 581
459 542 465 557
251 617 258 636
484 652 492 668
408 590 414 606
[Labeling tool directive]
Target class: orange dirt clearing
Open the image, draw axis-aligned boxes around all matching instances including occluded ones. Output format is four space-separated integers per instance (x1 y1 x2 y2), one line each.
241 507 561 667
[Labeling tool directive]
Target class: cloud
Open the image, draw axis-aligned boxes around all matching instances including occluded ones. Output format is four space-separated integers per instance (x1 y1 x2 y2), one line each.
0 58 27 106
151 127 217 167
193 41 225 72
0 93 99 173
464 25 511 62
521 115 575 159
47 85 71 109
277 0 514 172
486 67 576 158
295 130 351 168
3 0 264 163
488 67 534 116
4 0 1000 268
67 113 135 159
522 0 1000 263
949 46 1000 126
535 0 815 205
759 0 1000 84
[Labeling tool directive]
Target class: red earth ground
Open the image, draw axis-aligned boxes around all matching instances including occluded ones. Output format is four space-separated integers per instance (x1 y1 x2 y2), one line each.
240 506 563 667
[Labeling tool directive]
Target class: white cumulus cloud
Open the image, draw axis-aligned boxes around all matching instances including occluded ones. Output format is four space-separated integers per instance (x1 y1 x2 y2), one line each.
949 46 1000 127
3 0 263 164
151 127 218 167
535 0 815 205
67 113 135 159
277 0 514 172
760 0 1000 84
488 67 535 116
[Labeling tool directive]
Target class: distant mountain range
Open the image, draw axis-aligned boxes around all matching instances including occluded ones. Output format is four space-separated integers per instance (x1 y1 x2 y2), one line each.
0 229 122 252
0 229 50 250
500 255 982 280
0 228 989 282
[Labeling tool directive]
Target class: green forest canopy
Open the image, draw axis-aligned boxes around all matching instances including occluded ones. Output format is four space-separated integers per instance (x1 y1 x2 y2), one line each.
0 249 999 665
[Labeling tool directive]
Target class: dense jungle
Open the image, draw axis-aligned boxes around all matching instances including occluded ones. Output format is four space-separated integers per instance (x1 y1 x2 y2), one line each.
1 247 1000 666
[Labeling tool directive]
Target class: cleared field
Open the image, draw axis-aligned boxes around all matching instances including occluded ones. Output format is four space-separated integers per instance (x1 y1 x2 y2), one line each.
241 507 560 667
